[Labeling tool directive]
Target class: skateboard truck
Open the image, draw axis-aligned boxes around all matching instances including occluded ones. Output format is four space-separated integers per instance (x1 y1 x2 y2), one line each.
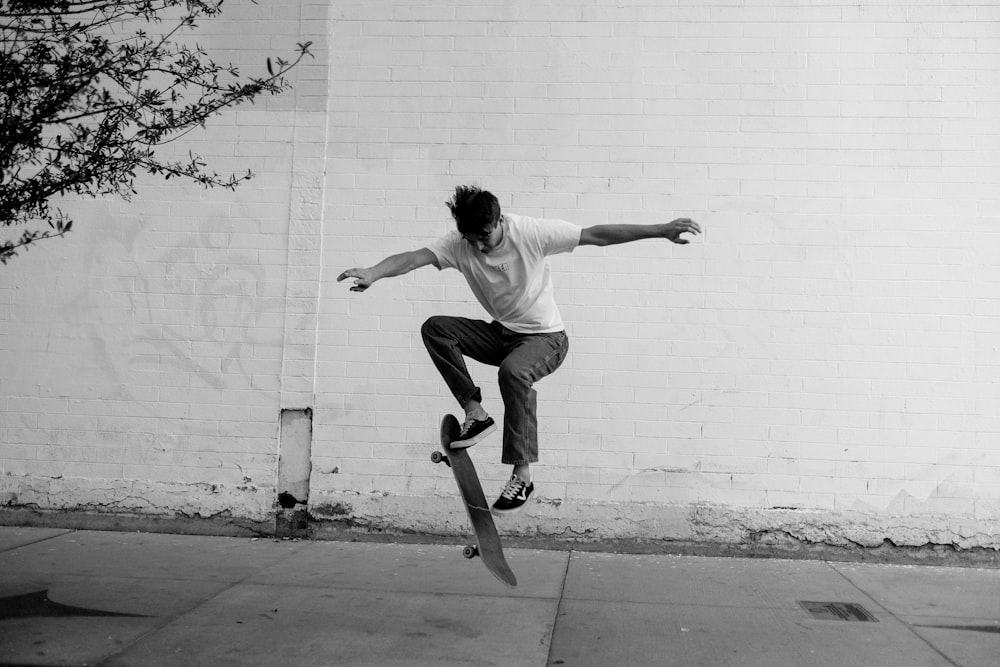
429 450 450 468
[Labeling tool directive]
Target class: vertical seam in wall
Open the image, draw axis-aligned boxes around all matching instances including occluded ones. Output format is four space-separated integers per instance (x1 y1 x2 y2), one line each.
278 0 328 410
310 8 333 410
277 44 300 411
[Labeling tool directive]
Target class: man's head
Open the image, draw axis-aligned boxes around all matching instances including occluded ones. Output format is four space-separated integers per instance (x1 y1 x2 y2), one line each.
447 185 504 253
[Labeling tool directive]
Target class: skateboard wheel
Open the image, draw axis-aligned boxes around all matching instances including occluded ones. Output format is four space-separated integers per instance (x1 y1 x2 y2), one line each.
431 451 444 463
462 545 479 559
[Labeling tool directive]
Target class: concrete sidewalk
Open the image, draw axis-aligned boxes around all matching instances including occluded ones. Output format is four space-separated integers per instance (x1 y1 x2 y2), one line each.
0 527 996 666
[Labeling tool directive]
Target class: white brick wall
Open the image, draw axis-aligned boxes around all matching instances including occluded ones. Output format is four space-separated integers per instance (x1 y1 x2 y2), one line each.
317 0 999 537
0 0 328 522
1 0 997 549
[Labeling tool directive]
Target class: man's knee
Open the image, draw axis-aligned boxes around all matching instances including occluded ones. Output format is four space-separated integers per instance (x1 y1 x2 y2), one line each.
420 315 447 342
498 361 531 390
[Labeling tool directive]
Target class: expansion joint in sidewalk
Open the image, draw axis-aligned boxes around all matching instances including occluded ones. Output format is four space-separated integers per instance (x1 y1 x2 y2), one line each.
544 550 573 666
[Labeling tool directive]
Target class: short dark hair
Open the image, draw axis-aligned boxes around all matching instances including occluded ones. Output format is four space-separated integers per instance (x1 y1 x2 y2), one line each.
446 185 501 235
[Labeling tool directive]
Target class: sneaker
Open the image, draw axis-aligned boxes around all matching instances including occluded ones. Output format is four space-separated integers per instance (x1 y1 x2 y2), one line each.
451 415 496 449
492 475 534 514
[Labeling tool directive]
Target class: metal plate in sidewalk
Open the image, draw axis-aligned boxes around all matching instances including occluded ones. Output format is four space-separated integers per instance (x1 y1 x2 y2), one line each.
799 601 879 622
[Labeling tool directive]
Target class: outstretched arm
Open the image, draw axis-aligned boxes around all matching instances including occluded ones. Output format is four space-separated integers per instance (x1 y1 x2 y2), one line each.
579 218 701 247
337 248 438 292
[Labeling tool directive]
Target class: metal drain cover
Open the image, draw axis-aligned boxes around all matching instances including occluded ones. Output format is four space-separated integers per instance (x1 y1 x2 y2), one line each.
799 601 879 622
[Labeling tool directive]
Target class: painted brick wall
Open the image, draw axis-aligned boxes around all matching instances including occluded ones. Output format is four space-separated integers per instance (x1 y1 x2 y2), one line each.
316 0 998 547
0 0 328 523
1 0 997 550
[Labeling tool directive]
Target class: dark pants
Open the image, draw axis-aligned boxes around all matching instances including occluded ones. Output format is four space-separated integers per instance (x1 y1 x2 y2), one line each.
420 316 569 465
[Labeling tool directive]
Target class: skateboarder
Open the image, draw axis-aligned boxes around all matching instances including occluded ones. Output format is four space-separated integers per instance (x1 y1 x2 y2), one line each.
338 185 701 513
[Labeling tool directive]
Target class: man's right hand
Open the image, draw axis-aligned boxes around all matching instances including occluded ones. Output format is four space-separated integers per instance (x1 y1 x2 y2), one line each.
337 249 437 293
337 268 374 292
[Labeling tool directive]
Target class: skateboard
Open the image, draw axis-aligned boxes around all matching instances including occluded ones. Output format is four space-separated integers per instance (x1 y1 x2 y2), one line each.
431 414 517 588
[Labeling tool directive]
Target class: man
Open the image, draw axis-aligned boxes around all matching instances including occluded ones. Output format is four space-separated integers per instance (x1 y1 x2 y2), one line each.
338 185 701 513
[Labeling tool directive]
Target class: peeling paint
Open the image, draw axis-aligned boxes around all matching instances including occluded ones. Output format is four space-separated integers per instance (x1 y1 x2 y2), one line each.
310 502 352 518
4 474 997 565
303 491 1000 565
1 474 274 522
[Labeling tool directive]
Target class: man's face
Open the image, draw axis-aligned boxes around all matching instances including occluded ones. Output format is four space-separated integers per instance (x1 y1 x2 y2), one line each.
462 217 504 254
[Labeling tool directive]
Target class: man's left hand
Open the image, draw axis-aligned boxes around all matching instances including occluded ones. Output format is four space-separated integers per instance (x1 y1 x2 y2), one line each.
663 218 702 244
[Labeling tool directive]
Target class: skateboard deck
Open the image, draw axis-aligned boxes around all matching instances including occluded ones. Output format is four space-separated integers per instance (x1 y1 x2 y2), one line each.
431 414 517 588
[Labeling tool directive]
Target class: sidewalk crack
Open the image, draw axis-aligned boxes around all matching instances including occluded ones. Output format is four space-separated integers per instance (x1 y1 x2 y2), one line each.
544 550 573 666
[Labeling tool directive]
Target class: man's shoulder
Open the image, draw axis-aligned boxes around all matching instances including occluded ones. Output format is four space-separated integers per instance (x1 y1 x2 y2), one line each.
504 213 553 237
508 212 580 238
428 229 462 250
426 229 466 266
504 212 537 228
506 212 577 229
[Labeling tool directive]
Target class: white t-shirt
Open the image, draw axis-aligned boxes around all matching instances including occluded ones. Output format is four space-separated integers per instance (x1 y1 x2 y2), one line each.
426 213 582 334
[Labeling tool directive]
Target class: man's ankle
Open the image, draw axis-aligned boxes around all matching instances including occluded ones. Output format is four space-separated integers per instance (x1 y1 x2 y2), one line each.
464 403 488 421
513 464 531 484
